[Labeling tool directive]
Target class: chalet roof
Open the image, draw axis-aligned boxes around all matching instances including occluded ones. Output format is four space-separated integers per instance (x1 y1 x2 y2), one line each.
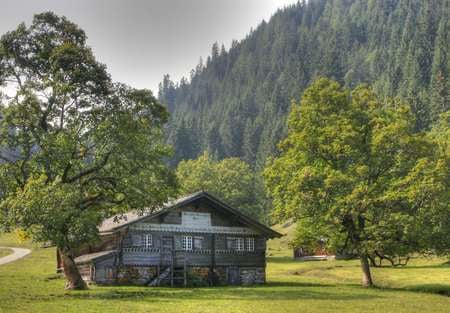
98 192 202 233
98 191 282 238
74 250 117 265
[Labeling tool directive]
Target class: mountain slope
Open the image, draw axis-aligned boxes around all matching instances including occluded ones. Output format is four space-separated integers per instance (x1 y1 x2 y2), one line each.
159 0 449 167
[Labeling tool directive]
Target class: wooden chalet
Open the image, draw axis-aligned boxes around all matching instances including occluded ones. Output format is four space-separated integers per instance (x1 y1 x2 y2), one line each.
293 239 334 261
57 191 282 286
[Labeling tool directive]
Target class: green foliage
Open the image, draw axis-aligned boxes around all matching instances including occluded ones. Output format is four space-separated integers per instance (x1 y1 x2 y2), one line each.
5 176 103 248
264 78 449 274
159 0 449 167
0 12 177 253
415 112 450 255
176 151 267 221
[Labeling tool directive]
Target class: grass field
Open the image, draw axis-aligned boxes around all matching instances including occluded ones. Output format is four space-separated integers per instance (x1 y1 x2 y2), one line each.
0 247 13 258
0 232 449 313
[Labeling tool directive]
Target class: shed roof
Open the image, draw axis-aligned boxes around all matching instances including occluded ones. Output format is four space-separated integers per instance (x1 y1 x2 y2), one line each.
74 250 117 265
98 191 282 238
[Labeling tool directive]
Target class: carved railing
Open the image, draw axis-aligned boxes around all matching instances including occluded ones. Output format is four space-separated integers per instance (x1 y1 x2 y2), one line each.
214 249 264 255
174 249 212 254
123 247 161 253
122 247 262 255
174 249 263 255
130 223 259 235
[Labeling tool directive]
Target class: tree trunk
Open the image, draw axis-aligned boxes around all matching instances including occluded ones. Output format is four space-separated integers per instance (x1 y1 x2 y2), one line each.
360 254 374 287
59 249 88 290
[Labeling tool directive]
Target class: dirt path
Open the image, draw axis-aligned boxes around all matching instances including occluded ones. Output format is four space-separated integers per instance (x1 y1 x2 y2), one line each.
0 246 31 265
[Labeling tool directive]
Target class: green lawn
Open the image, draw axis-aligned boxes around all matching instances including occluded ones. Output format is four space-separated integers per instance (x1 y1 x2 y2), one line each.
0 247 13 258
0 232 449 313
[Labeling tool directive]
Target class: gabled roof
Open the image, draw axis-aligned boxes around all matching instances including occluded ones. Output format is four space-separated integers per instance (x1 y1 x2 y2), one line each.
74 250 117 265
98 191 282 238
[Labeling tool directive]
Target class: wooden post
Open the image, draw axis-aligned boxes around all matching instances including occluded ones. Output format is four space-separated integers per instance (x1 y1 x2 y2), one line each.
170 250 174 287
156 265 160 286
210 234 216 286
183 257 187 287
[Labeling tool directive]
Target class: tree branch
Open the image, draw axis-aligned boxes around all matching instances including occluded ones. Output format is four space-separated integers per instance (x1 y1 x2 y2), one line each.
64 152 112 183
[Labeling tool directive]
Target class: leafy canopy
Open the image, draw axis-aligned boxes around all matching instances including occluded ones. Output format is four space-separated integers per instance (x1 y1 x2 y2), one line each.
0 12 177 251
264 78 449 267
176 151 266 220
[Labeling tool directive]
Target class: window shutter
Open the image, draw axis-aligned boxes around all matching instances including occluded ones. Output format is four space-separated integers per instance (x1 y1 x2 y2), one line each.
132 234 142 246
226 237 235 249
194 236 203 249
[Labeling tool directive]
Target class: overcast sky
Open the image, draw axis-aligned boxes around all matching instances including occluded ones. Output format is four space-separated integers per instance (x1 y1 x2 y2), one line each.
1 0 298 94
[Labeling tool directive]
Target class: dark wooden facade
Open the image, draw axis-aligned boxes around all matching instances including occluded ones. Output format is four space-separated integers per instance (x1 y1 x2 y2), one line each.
58 192 281 286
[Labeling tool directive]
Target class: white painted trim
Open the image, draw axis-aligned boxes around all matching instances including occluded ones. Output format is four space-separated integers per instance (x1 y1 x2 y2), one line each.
145 234 153 248
182 235 193 251
130 223 259 235
182 211 211 226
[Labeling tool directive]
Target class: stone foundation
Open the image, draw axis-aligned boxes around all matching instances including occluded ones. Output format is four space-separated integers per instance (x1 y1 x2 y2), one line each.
94 265 265 286
239 267 265 285
213 267 227 284
117 265 157 285
188 266 265 285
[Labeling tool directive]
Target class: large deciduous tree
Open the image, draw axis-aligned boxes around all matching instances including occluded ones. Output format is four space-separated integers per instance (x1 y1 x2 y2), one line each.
0 12 176 290
264 78 449 287
176 151 267 221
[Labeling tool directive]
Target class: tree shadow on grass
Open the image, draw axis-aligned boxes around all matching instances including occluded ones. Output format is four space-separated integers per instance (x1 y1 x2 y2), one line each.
387 264 450 270
375 284 450 297
404 284 450 296
61 282 384 302
265 281 335 288
267 256 295 263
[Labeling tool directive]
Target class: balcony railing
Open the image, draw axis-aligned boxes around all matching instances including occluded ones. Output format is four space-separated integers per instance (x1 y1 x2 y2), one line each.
123 247 160 253
122 247 263 255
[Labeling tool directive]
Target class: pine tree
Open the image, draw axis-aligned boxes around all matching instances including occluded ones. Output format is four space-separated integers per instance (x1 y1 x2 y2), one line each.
430 13 449 122
159 0 448 166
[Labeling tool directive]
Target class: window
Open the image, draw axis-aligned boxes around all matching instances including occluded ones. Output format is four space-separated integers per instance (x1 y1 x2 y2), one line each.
194 236 203 250
145 234 152 248
227 237 245 251
246 238 255 251
182 235 193 251
236 238 244 251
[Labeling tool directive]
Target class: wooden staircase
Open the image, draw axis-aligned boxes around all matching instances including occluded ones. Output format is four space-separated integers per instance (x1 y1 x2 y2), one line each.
147 267 171 286
172 254 187 287
148 253 187 287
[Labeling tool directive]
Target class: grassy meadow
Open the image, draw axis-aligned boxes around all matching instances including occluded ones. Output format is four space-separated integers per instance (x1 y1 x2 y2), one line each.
0 231 449 313
0 248 12 258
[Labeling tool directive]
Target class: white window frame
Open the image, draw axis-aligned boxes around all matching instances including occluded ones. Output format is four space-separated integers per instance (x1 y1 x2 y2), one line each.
182 235 193 251
236 238 245 251
246 237 255 251
145 234 153 248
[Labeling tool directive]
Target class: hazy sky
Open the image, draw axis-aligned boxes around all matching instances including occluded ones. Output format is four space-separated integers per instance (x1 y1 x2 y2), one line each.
1 0 298 94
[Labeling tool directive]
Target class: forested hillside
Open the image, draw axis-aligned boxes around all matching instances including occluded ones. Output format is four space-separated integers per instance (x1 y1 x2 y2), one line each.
159 0 449 167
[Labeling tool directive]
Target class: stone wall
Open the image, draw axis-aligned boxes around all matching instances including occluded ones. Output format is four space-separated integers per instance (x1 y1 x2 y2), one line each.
188 266 227 286
116 265 157 285
188 266 265 285
240 267 265 285
95 264 265 286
